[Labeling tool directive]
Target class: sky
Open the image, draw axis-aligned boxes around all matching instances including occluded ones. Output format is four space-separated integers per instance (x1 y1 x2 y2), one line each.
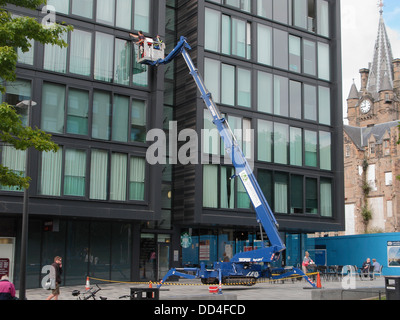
341 0 400 121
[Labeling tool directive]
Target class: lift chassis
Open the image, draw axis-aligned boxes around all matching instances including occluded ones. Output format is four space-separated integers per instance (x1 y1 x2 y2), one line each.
139 36 317 289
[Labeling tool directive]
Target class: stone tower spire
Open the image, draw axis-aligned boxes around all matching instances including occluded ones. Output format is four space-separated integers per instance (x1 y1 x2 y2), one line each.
366 1 394 98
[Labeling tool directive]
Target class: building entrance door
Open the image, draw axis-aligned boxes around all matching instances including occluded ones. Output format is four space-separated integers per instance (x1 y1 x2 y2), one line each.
158 243 170 281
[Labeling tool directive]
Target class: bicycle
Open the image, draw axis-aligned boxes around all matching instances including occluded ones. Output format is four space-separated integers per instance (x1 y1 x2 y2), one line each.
72 284 107 300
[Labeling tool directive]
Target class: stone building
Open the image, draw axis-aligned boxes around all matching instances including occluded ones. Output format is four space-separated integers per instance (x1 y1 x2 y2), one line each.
344 8 400 234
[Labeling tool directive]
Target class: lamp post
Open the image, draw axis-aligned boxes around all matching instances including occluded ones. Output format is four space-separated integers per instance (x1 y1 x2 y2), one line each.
15 100 37 300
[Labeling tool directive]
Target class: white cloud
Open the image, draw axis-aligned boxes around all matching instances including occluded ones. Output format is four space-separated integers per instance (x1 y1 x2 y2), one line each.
341 0 400 121
341 0 380 120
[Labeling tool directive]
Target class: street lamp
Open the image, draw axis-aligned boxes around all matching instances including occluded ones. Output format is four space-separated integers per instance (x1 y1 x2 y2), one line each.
15 99 36 300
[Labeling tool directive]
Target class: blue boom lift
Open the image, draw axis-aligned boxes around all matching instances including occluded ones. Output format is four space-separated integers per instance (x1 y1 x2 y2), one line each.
138 36 317 289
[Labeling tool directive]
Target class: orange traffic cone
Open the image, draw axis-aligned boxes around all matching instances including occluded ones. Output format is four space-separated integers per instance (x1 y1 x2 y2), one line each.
149 281 154 298
85 276 90 291
316 272 322 289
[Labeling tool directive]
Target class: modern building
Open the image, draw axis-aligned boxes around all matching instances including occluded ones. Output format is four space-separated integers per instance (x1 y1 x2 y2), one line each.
0 0 344 289
344 7 400 235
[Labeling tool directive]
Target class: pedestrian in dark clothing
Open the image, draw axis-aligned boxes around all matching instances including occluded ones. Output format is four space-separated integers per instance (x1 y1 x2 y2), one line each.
0 275 16 300
46 256 62 300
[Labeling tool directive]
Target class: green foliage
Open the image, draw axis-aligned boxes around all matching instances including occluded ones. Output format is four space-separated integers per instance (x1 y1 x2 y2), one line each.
0 3 73 93
361 204 372 223
361 181 371 196
0 1 71 189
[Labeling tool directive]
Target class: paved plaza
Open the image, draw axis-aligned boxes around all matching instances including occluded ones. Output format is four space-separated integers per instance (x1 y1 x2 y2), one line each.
21 276 386 301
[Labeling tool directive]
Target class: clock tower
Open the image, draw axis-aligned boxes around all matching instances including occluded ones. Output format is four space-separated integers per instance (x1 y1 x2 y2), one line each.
346 6 400 127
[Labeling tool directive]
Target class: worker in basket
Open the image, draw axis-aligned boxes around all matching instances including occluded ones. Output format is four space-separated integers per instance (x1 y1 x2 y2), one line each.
130 31 145 57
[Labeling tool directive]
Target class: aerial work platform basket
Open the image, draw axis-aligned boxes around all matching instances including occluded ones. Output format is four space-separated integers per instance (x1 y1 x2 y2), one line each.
137 38 166 64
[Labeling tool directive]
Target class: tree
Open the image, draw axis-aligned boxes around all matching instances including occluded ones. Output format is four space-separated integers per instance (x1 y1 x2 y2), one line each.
0 0 73 189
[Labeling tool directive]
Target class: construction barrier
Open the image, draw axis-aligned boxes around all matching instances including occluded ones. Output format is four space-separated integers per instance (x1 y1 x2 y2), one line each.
87 272 320 287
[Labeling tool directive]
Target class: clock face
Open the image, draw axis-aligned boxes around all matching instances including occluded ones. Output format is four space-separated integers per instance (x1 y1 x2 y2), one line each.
360 99 371 114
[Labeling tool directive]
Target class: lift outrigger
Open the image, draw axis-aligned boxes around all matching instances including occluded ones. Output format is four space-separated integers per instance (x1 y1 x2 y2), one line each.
137 36 317 290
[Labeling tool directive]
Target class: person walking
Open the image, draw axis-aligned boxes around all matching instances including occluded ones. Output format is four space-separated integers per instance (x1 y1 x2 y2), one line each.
46 256 63 300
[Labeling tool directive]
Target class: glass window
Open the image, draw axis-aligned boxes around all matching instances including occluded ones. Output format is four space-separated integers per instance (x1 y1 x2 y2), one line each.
221 166 235 209
112 95 130 142
0 145 26 192
318 86 331 125
132 45 148 86
293 0 308 29
221 64 235 106
4 80 31 123
71 0 93 19
17 39 34 65
303 40 316 76
226 0 251 12
258 169 273 206
257 71 273 114
319 131 331 171
243 118 252 159
274 123 288 164
203 165 218 208
273 29 288 70
289 35 301 73
222 15 231 55
41 82 65 134
116 0 132 29
110 153 127 201
205 8 221 52
232 18 246 58
131 99 147 143
44 32 67 73
257 119 272 162
96 0 115 25
92 91 111 140
228 116 242 152
237 178 251 209
203 110 220 156
111 222 132 281
289 80 302 119
89 222 111 279
290 127 302 166
306 178 318 214
274 75 289 117
291 175 303 213
317 0 329 37
134 0 150 33
47 0 69 14
94 32 114 82
39 148 62 196
4 79 30 104
90 149 108 200
67 88 89 135
304 84 317 121
305 130 317 167
257 24 272 65
275 172 288 213
273 0 288 24
204 58 220 103
130 157 145 201
318 42 330 80
257 0 272 19
320 178 332 217
64 149 86 197
237 68 251 108
70 29 92 76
